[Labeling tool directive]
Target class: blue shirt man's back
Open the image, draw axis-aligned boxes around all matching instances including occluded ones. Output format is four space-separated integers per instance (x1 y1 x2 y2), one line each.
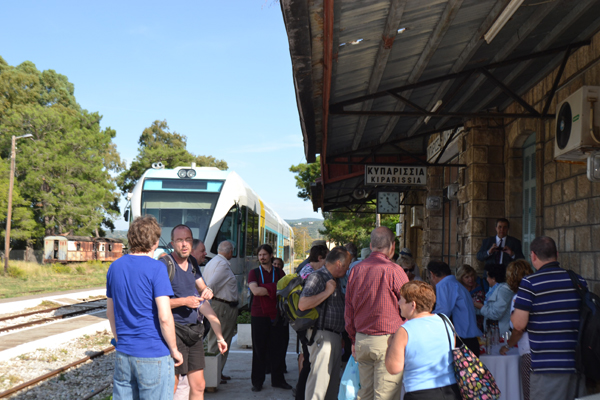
106 254 174 358
433 275 482 338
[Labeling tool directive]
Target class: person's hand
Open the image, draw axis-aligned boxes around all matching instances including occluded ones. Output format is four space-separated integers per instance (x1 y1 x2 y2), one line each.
172 349 184 367
217 339 228 354
499 345 510 356
488 243 499 254
184 296 201 308
199 287 213 301
326 279 336 295
351 344 356 359
502 246 514 257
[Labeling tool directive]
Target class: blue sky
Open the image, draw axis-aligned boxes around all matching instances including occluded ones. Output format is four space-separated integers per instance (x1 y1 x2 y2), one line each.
0 0 319 229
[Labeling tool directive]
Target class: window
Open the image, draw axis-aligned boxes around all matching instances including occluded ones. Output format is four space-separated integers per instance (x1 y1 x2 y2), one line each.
246 208 259 257
76 242 81 251
212 205 239 257
283 238 291 263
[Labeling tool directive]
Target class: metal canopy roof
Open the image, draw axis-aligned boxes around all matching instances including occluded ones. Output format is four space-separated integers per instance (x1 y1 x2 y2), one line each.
281 0 600 211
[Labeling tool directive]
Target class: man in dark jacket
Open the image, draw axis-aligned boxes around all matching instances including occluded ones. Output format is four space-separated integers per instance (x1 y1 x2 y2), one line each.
477 218 524 267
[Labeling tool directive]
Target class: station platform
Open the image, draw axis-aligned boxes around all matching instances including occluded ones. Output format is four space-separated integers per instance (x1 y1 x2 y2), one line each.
177 328 301 400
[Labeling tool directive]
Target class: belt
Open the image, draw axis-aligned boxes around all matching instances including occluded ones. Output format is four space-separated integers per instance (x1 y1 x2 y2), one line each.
309 327 343 335
213 297 238 307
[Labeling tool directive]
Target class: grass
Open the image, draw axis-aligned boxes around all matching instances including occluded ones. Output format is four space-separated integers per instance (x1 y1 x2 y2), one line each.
0 260 110 299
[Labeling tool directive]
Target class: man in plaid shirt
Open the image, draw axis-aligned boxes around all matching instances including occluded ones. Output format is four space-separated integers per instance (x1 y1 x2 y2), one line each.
299 246 352 400
346 227 409 400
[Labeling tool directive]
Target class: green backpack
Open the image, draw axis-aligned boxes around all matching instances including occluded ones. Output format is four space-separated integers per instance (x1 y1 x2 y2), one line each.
276 273 328 344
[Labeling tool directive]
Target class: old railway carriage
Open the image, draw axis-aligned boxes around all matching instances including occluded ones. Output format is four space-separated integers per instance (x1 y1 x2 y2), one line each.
43 236 124 263
126 165 294 308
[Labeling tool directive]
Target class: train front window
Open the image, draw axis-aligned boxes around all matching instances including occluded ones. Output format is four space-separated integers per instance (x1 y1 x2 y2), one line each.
211 205 239 257
141 190 220 246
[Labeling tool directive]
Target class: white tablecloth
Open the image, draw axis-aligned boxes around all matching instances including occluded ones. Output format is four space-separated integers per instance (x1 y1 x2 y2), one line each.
480 347 523 400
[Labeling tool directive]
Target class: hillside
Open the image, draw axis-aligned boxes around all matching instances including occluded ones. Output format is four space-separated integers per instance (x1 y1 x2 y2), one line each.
285 218 325 239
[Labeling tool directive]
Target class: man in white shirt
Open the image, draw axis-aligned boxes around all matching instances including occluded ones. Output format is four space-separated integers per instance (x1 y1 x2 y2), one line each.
203 240 238 383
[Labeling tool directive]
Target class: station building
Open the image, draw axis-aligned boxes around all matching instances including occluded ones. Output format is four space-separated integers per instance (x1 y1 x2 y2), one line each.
280 0 600 296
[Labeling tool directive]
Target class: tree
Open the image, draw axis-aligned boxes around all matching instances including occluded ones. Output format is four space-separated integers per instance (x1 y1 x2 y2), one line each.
289 156 321 201
0 58 124 239
292 226 314 259
0 158 38 242
117 120 228 194
290 159 397 249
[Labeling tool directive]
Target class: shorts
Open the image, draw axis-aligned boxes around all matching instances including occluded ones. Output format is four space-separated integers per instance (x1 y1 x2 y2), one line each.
174 334 205 376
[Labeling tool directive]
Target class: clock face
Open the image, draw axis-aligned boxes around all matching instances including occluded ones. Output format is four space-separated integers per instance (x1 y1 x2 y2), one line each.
377 192 400 214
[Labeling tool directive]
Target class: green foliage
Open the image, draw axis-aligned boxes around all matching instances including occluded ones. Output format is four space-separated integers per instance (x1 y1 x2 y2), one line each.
237 310 251 324
117 120 228 194
0 59 124 240
7 265 27 279
0 158 38 241
292 226 314 259
289 159 398 249
75 265 86 275
51 264 72 274
322 205 397 248
289 156 321 201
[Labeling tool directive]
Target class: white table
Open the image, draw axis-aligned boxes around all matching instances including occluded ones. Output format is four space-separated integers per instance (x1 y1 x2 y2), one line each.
480 347 523 400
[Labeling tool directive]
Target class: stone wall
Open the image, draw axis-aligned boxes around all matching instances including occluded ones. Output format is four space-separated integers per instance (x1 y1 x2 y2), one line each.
455 118 506 273
503 30 600 296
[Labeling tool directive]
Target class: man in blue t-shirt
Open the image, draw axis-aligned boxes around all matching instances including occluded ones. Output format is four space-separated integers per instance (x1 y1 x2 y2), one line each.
166 224 228 397
428 260 482 356
512 236 587 400
106 215 183 399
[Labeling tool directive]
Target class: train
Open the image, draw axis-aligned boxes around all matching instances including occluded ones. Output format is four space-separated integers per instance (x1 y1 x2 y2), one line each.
43 236 124 263
125 163 294 308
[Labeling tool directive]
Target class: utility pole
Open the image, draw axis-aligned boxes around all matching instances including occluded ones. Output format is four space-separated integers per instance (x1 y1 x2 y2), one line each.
4 134 33 273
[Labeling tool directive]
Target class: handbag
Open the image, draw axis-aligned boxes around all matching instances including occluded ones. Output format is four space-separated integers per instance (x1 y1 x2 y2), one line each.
174 322 204 347
439 314 501 400
338 355 360 400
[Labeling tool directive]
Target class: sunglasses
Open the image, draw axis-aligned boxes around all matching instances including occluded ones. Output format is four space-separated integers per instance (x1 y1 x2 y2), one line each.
403 268 415 273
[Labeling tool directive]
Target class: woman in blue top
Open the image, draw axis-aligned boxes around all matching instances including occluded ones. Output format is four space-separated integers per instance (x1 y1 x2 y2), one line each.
385 281 460 400
473 263 514 336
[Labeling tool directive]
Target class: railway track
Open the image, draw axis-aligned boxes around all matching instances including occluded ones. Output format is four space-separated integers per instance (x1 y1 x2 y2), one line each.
0 299 106 334
0 345 115 399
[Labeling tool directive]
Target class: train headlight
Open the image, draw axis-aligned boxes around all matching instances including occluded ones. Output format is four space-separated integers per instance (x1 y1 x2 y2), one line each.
187 169 197 178
177 169 188 178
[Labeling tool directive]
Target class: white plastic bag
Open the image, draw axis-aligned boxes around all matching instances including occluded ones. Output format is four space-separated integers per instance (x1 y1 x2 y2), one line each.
338 355 360 400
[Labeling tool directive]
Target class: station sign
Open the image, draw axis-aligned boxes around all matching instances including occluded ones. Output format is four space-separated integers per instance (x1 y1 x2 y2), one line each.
364 165 427 186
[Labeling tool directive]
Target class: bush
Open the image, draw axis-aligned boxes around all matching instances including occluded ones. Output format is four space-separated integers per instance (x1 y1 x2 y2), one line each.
7 265 27 280
52 264 73 274
75 265 87 275
237 311 251 324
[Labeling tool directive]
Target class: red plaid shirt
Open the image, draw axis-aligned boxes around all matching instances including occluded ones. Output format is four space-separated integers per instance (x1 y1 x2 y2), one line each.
345 251 409 343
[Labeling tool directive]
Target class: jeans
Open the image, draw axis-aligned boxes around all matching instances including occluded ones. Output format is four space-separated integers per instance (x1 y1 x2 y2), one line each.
113 351 175 400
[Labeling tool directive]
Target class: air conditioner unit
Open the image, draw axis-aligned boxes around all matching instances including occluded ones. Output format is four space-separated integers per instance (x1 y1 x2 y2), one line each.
410 206 423 228
554 86 600 161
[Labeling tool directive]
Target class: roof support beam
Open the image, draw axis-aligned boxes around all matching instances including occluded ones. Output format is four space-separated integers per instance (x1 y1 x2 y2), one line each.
498 13 600 113
467 0 597 119
478 68 540 116
404 0 514 137
329 41 589 111
433 0 561 130
332 109 552 119
348 0 409 151
375 0 465 146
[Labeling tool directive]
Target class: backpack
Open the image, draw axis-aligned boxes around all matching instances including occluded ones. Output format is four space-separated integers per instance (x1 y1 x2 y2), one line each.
567 270 600 381
160 254 200 282
276 273 328 346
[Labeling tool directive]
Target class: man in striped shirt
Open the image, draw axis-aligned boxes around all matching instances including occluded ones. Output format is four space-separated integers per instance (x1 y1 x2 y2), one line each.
345 227 409 400
512 236 587 400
